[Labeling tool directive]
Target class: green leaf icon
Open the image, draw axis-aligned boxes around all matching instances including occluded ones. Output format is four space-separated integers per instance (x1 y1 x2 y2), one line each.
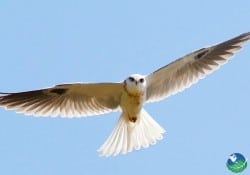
226 153 247 173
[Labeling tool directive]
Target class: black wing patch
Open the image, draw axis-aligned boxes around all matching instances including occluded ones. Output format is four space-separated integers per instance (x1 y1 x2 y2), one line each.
49 88 68 95
194 49 209 60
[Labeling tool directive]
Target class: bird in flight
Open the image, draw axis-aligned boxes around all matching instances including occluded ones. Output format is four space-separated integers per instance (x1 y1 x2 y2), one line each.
0 32 249 157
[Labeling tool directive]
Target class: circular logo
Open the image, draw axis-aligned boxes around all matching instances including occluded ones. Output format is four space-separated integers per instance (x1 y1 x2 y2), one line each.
226 153 247 173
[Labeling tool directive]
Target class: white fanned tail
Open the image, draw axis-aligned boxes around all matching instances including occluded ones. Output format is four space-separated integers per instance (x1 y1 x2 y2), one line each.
98 108 165 157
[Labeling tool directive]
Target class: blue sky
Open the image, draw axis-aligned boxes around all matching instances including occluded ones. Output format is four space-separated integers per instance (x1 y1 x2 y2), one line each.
0 0 249 175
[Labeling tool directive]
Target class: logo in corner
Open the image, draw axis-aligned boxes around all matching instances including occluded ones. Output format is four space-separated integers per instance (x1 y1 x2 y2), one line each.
226 153 247 173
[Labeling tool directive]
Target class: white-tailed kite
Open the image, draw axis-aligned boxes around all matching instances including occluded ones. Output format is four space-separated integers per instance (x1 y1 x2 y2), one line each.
0 32 250 157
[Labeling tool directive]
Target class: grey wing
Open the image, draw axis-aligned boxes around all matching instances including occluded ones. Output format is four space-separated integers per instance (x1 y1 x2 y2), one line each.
146 32 250 103
0 82 123 117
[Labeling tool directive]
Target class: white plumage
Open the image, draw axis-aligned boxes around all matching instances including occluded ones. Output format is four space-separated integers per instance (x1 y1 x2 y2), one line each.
0 32 250 156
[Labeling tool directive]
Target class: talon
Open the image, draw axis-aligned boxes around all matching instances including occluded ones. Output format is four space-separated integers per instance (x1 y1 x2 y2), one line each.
129 117 137 123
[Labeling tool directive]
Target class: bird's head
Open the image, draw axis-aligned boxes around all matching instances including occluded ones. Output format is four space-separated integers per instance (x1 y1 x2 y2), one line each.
124 74 146 95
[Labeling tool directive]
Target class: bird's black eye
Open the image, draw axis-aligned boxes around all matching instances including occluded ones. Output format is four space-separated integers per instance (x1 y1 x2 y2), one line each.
129 77 135 82
139 78 144 83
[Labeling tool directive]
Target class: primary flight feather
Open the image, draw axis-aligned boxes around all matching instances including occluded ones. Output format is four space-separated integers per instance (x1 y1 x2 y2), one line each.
0 32 249 156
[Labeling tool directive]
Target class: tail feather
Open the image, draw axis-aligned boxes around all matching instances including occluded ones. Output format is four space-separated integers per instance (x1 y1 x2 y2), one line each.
98 109 165 157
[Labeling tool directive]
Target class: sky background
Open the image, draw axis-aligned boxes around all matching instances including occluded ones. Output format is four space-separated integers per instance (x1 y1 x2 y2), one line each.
0 0 250 175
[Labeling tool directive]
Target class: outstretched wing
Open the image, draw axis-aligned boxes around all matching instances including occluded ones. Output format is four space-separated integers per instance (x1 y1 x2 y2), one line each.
146 32 250 102
0 83 123 117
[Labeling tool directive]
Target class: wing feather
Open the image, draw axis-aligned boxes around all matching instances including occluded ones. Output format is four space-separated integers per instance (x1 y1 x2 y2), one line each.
0 83 123 117
146 32 250 102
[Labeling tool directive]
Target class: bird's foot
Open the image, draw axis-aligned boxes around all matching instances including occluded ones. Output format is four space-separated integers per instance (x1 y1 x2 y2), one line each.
129 116 137 123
